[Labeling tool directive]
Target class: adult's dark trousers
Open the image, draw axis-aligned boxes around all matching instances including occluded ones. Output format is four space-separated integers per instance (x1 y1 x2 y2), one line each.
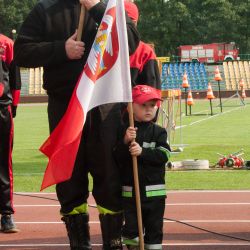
0 105 14 215
122 198 165 245
47 95 123 214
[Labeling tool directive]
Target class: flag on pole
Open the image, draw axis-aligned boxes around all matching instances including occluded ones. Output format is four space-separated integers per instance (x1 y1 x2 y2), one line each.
40 0 132 190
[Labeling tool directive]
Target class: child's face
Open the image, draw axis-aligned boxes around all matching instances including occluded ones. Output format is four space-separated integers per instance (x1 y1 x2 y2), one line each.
133 100 158 122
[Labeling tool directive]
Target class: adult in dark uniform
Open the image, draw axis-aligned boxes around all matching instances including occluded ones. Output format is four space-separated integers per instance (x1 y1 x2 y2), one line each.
115 85 171 250
14 0 139 249
0 33 21 233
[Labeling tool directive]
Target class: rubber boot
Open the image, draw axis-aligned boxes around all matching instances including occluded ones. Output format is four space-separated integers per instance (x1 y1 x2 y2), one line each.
62 213 91 250
99 213 123 250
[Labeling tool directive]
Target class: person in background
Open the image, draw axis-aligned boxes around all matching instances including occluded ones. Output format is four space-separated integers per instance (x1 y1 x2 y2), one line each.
124 1 161 124
0 33 21 233
114 85 171 250
14 0 139 249
125 2 161 90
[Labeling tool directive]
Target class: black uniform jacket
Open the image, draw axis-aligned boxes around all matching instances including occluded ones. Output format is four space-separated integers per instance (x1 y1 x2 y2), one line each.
130 41 161 90
0 34 21 107
14 0 140 99
114 121 171 201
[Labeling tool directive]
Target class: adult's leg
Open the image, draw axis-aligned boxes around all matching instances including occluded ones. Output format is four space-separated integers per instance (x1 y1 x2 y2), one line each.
0 106 14 215
0 106 18 233
58 138 91 250
87 104 123 249
48 96 90 249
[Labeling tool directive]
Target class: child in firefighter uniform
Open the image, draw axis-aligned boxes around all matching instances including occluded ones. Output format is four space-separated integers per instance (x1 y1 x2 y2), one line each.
115 85 171 249
0 33 21 233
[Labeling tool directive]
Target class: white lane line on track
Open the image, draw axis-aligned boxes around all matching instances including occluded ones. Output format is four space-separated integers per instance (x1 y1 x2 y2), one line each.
15 192 57 195
15 220 250 224
166 202 250 206
15 205 60 207
165 243 250 246
14 202 250 207
15 190 250 194
165 220 250 223
175 105 246 129
1 243 250 247
167 190 250 193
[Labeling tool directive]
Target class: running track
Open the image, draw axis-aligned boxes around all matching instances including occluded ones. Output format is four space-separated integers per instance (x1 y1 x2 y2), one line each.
1 191 250 249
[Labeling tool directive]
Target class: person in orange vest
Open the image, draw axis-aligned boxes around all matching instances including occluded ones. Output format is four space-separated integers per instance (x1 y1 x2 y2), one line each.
0 33 21 233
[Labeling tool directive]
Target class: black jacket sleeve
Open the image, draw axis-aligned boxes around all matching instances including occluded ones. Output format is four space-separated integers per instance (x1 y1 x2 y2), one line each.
137 59 161 89
14 1 139 68
9 62 21 92
14 3 68 68
140 128 171 165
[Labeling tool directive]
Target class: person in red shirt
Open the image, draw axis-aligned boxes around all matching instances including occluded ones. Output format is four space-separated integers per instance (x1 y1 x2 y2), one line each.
0 33 21 233
125 1 161 90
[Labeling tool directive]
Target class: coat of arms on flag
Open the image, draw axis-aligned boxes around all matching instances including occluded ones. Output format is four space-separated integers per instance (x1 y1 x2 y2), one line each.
85 7 119 81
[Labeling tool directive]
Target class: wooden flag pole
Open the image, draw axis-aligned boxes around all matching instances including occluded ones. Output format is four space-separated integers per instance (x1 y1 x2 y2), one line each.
128 102 144 250
77 5 86 41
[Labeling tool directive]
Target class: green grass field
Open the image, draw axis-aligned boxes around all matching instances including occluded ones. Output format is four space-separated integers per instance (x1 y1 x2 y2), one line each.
13 98 250 192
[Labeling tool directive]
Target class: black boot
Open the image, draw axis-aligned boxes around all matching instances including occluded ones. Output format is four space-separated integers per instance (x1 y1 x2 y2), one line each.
62 213 91 250
99 213 123 250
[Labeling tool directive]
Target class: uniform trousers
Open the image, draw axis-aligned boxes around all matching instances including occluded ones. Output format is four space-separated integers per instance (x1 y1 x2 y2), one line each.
0 105 14 215
122 198 165 245
47 95 123 214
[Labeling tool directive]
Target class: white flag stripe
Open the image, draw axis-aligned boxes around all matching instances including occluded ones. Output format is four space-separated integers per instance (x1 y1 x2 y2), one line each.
88 54 131 110
76 73 94 115
116 0 132 100
77 0 131 113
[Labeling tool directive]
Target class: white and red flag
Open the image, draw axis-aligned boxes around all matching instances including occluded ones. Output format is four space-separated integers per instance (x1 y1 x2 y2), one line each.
40 0 132 190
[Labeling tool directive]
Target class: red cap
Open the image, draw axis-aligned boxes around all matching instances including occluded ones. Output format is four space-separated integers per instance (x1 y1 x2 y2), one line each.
132 85 162 104
124 1 139 22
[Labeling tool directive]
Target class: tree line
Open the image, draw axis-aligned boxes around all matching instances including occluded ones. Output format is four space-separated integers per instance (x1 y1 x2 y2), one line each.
0 0 249 56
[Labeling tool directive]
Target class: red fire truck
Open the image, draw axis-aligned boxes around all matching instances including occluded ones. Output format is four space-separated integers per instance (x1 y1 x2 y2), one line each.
177 42 239 63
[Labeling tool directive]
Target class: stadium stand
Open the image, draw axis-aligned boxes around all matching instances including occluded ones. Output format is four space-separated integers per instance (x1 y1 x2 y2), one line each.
222 61 250 90
161 62 209 91
20 61 250 97
20 68 45 95
243 61 250 88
